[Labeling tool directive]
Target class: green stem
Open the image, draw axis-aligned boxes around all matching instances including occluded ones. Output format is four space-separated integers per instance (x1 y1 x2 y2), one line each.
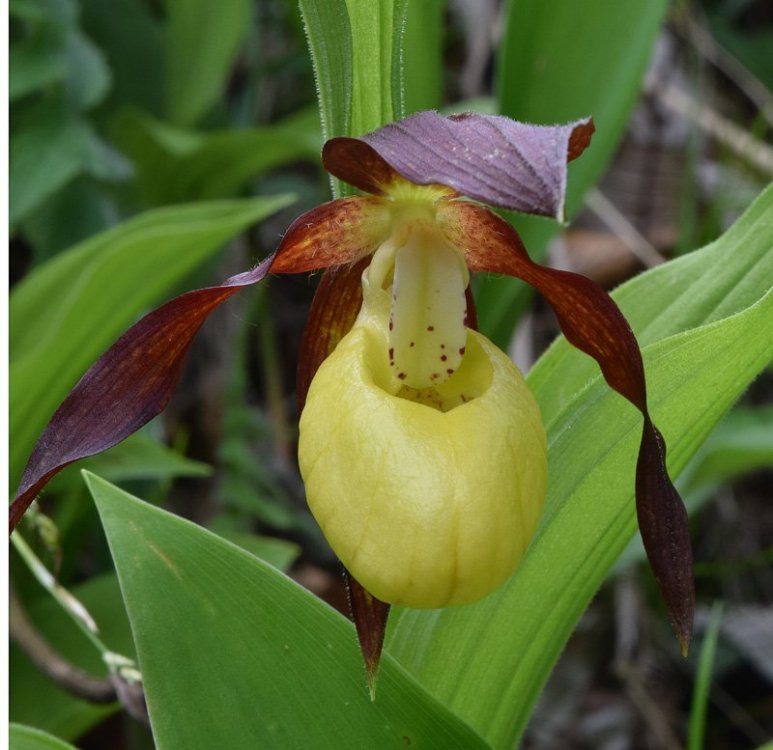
688 600 724 750
11 530 141 683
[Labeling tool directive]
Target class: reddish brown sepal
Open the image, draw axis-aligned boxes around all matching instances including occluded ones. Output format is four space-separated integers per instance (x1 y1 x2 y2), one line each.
270 196 390 274
9 255 276 532
345 568 391 700
296 258 369 411
441 201 694 651
322 138 402 196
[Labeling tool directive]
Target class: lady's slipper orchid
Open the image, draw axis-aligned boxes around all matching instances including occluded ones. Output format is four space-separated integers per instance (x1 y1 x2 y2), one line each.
10 112 694 686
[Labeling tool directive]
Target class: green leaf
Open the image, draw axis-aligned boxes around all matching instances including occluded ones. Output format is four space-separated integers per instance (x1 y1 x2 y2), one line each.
680 405 773 502
18 177 117 262
165 0 251 126
298 0 352 198
9 0 111 109
10 574 134 741
478 0 668 345
299 0 408 196
10 97 94 227
112 106 321 204
402 0 445 114
80 0 165 115
298 0 351 140
9 30 66 100
10 0 57 22
212 531 301 571
63 20 111 109
10 196 294 489
86 472 491 750
49 434 212 494
9 725 78 750
344 0 408 133
688 602 724 750
386 187 773 748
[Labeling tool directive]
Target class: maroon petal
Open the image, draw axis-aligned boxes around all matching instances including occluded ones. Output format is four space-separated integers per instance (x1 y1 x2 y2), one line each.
321 139 402 197
440 201 694 653
345 570 390 700
296 258 368 412
324 111 594 219
270 196 390 274
8 257 279 532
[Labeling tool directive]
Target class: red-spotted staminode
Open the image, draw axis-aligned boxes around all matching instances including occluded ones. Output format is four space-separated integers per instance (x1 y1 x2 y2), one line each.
10 112 693 690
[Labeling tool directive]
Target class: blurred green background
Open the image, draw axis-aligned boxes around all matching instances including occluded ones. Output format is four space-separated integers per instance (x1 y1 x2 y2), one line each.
9 1 773 748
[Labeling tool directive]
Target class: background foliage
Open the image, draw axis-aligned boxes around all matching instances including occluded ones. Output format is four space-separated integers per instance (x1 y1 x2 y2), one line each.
9 0 773 748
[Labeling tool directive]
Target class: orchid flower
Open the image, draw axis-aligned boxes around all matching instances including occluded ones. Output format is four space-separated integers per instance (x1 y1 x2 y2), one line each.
10 112 693 689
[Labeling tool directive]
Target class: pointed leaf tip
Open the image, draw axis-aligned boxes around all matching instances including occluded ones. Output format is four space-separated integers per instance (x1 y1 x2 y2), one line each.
324 111 594 219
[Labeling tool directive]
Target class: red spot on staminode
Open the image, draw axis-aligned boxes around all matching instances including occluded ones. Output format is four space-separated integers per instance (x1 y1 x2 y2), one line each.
388 347 394 359
389 320 393 330
440 355 447 362
409 341 415 347
398 372 407 380
427 326 434 331
459 346 466 355
446 368 454 375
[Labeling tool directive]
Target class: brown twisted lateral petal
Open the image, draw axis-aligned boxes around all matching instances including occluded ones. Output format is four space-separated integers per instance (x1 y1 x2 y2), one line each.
9 256 276 532
324 111 595 220
439 201 694 653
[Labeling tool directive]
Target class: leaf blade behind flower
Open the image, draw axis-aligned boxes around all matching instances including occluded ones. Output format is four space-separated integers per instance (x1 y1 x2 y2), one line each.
386 188 773 748
86 473 492 750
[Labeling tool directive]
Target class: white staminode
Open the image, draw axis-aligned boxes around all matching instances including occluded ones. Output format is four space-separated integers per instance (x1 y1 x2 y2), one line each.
368 221 469 390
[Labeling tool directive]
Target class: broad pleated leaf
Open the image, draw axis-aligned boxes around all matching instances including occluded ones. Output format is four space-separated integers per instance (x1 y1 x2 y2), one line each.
86 473 490 750
386 187 773 749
